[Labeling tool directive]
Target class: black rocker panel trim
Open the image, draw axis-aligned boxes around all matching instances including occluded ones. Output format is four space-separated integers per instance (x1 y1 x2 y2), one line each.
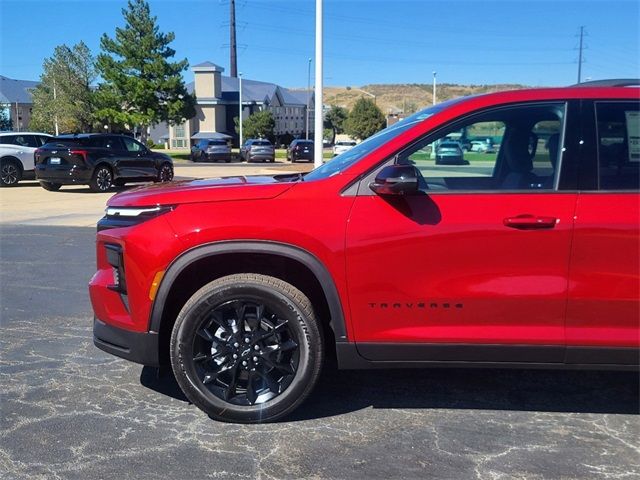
149 240 348 342
335 343 639 371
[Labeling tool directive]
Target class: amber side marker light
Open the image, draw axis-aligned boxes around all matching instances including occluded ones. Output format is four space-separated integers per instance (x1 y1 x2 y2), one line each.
149 270 165 301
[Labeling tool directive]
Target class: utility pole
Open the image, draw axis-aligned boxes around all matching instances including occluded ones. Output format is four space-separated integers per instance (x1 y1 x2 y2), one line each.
306 58 312 140
314 0 323 168
577 26 585 84
230 0 238 77
432 71 437 105
239 73 243 148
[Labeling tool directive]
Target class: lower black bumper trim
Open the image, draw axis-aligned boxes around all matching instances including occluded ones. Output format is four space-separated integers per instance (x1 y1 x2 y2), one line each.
93 317 161 366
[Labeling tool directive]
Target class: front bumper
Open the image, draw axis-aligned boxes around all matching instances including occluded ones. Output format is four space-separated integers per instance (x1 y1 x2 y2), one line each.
93 317 161 366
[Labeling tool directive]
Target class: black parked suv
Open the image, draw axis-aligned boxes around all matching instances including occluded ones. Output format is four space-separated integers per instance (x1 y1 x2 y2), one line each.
35 134 174 192
287 139 314 162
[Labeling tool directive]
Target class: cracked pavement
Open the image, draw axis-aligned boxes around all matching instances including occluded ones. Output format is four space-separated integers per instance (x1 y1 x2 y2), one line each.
1 224 639 479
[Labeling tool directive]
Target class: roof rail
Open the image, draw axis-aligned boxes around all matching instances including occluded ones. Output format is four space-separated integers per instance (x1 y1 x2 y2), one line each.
571 79 640 87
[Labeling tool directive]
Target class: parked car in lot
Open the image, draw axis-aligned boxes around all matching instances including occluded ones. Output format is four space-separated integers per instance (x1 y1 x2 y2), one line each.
35 134 173 192
0 132 52 186
191 138 232 162
287 139 314 162
91 80 639 423
240 139 275 162
470 140 496 153
332 140 356 156
435 140 468 165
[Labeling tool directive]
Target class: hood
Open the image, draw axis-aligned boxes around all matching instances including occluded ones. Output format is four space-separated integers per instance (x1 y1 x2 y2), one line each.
107 175 296 207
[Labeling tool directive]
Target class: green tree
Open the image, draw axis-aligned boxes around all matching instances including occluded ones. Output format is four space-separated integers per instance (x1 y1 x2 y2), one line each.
0 109 12 131
30 42 96 134
324 105 348 144
96 0 195 143
235 110 275 141
344 98 385 141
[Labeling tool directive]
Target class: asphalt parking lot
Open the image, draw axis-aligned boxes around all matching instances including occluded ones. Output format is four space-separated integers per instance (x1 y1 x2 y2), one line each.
1 164 639 479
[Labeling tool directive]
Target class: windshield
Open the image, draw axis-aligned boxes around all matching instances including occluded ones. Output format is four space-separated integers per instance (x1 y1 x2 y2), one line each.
304 98 465 181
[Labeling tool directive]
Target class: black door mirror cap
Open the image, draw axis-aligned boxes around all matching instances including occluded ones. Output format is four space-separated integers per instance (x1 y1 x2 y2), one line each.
369 164 420 196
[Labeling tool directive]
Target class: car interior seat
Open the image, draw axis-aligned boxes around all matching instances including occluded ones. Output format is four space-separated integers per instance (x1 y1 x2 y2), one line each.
500 127 539 189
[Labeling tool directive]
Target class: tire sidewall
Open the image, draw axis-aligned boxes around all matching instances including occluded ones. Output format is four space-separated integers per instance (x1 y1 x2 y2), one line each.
171 276 322 423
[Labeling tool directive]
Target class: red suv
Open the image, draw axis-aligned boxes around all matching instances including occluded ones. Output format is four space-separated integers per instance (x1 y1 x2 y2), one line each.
90 81 639 423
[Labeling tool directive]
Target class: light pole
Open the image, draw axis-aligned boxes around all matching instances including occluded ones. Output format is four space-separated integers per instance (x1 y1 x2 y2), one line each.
239 72 243 149
346 86 376 104
306 57 312 140
314 0 323 168
432 71 437 105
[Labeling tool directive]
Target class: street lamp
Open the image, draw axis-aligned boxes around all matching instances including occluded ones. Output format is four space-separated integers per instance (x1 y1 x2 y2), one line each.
346 86 376 104
432 71 437 105
306 57 312 140
239 72 243 149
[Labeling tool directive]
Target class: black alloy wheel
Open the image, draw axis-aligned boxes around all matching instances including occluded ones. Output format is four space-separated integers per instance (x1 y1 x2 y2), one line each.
89 166 113 192
0 160 21 186
171 274 323 423
158 163 174 182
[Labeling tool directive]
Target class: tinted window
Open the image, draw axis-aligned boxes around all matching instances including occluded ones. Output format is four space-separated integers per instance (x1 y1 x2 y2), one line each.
89 136 121 150
2 134 39 147
37 136 52 146
253 140 271 146
122 137 145 152
207 140 227 146
0 135 17 145
596 102 640 190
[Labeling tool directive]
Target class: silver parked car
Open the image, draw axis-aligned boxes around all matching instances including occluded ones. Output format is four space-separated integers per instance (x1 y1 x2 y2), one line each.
240 139 275 162
191 139 232 162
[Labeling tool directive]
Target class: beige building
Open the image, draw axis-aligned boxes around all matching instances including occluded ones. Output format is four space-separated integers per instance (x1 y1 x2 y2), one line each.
156 61 315 148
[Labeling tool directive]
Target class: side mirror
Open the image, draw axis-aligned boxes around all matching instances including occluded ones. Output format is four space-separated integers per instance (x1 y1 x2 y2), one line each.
369 164 420 196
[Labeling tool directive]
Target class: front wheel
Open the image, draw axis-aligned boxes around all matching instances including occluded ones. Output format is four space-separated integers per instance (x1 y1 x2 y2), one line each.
170 274 323 423
0 159 21 186
157 163 174 182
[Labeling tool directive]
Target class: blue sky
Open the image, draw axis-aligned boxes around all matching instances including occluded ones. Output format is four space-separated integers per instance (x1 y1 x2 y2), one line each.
1 0 638 88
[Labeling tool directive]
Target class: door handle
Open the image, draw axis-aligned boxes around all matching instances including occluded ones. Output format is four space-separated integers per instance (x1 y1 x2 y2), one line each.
503 214 558 230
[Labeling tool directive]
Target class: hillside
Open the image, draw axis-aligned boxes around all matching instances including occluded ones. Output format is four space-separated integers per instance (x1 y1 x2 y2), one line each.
321 83 531 114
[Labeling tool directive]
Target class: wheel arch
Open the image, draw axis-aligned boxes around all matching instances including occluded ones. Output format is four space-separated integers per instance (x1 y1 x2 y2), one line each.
150 241 349 365
1 155 24 172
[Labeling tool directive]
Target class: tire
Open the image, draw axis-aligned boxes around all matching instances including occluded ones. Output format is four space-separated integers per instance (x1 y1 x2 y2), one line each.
0 158 22 187
157 163 174 183
89 165 113 192
39 181 62 191
170 273 323 423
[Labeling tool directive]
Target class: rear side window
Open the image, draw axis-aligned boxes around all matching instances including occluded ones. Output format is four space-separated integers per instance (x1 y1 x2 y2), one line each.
2 134 39 147
596 102 640 190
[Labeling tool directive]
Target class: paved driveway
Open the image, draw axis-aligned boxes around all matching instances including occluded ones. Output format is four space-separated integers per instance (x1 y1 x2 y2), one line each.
0 165 639 479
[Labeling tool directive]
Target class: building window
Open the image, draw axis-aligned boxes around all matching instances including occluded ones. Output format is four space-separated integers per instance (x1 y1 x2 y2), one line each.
175 124 185 138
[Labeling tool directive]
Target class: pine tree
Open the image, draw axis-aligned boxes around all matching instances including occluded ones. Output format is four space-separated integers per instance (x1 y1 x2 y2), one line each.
344 98 386 141
30 42 96 134
96 0 195 143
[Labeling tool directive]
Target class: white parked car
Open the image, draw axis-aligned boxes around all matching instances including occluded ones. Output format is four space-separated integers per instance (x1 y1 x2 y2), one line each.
470 140 496 153
332 140 357 156
0 132 53 186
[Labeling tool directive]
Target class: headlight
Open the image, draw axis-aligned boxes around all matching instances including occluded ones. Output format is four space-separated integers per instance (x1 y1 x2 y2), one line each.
97 205 176 231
